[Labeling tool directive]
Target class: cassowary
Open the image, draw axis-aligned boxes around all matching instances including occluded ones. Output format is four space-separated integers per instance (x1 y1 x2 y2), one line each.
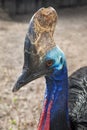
13 7 87 130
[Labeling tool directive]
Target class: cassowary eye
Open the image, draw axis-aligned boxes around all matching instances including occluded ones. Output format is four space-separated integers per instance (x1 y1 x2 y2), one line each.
46 60 54 67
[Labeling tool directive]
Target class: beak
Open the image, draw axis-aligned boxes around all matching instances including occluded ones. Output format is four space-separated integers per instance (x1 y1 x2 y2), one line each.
12 64 52 92
12 69 29 92
12 68 46 92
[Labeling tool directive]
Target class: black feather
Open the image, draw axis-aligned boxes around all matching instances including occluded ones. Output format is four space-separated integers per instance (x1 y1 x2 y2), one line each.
69 66 87 130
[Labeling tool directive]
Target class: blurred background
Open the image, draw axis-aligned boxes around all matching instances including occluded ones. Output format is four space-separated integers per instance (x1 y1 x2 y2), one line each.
0 0 87 14
0 0 87 130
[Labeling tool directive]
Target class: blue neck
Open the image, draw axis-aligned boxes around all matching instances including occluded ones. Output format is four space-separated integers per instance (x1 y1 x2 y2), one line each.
44 66 70 130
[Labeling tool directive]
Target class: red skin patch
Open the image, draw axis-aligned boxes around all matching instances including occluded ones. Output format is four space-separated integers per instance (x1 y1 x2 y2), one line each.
37 99 47 130
44 100 53 130
37 99 53 130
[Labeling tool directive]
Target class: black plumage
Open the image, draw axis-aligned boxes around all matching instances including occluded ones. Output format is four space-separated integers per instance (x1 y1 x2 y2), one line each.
69 66 87 130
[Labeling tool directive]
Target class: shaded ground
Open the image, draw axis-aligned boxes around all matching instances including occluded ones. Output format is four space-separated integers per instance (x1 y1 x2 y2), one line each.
0 6 87 130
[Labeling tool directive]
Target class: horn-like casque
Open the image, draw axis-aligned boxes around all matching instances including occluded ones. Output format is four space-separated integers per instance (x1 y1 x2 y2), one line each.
27 7 58 57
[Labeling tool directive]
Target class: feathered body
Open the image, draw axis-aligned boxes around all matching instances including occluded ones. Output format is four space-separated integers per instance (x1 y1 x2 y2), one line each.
69 67 87 130
13 7 87 130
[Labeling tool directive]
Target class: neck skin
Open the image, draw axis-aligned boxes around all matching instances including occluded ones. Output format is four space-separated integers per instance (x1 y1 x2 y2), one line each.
38 65 71 130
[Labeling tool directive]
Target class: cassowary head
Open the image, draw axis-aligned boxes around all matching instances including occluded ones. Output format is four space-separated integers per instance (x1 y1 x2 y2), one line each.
13 7 66 92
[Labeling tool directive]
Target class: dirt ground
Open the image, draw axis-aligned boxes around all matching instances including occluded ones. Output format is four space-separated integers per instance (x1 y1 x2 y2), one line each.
0 6 87 130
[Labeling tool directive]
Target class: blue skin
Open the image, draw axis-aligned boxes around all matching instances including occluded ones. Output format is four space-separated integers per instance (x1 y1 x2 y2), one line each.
43 46 70 130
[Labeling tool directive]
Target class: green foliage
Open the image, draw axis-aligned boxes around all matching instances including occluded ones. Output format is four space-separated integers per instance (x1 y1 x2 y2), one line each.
9 128 13 130
10 119 17 125
13 97 17 104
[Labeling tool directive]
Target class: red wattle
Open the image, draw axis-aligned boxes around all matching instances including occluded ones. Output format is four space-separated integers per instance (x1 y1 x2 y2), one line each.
44 100 53 130
37 99 47 130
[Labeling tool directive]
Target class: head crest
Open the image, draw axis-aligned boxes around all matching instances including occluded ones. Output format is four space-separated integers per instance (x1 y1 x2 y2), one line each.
27 7 58 56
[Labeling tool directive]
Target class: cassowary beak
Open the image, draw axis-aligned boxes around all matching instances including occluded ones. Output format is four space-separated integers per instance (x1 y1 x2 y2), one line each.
12 7 57 92
13 66 47 92
13 69 30 92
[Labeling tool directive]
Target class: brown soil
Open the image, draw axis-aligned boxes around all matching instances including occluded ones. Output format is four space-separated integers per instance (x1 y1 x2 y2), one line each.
0 6 87 130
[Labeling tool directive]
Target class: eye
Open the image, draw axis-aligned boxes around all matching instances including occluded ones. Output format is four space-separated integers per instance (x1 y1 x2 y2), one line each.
46 60 54 67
